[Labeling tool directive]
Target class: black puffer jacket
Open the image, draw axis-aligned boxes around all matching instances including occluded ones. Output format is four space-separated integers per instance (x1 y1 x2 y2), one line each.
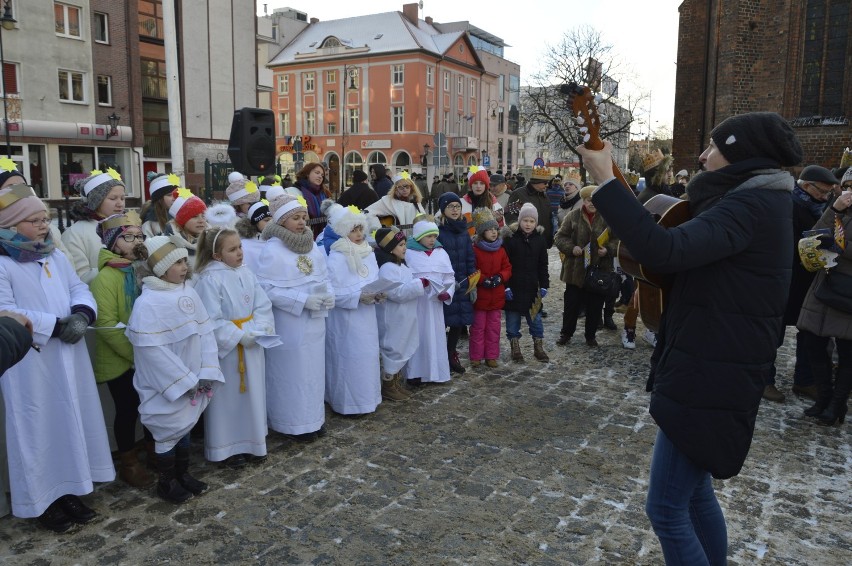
593 169 793 479
501 223 549 314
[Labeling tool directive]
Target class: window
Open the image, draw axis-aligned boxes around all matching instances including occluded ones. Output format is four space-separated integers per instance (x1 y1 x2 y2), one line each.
278 74 289 95
138 0 163 39
271 23 278 41
55 2 82 38
457 76 463 95
327 90 337 109
392 64 404 86
279 112 290 136
799 0 849 117
392 107 404 132
140 59 167 99
94 12 109 43
470 79 477 98
443 111 449 133
443 71 450 92
327 122 337 135
58 69 85 103
304 72 315 93
426 108 434 133
97 75 112 106
142 101 170 157
305 111 316 135
498 108 505 133
348 109 359 134
1 63 19 95
426 66 433 88
326 70 336 83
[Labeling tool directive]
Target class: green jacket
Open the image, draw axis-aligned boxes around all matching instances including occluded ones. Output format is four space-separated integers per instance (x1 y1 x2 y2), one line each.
89 248 137 383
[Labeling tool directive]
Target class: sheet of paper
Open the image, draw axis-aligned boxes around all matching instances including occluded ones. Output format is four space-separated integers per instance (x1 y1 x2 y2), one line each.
89 322 127 330
255 334 284 349
360 278 403 295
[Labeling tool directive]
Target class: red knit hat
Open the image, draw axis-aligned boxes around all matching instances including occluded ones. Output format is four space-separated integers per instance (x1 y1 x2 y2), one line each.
169 188 207 227
467 166 490 189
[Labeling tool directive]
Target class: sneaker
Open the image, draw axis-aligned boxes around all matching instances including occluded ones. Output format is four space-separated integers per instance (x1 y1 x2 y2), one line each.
621 329 636 349
643 329 657 348
762 384 786 403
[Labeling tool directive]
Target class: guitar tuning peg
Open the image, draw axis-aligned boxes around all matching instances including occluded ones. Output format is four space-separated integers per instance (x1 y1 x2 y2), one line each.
575 116 585 125
594 94 603 103
598 113 607 120
579 127 588 134
583 133 590 143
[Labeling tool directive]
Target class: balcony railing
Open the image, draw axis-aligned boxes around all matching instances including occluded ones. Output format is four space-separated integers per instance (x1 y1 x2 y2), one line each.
144 134 171 158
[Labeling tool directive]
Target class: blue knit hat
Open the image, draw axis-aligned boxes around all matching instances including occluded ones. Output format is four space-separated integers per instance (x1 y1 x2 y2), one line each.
438 192 461 214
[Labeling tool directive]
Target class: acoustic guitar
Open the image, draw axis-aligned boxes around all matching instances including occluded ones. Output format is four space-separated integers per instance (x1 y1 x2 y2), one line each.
565 83 690 332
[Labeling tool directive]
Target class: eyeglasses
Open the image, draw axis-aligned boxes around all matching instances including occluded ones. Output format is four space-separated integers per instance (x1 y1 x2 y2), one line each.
444 203 462 210
22 217 50 227
808 183 833 195
118 233 146 243
842 183 852 190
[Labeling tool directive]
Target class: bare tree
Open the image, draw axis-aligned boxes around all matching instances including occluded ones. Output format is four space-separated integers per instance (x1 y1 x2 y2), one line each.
521 25 648 181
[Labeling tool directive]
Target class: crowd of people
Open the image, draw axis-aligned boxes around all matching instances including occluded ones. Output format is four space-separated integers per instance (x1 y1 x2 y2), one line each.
0 114 850 565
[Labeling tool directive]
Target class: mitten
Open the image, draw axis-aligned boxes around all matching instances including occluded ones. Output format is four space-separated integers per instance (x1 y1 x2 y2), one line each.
239 332 257 347
421 278 430 287
505 288 514 301
491 274 502 287
437 291 451 302
304 294 325 311
57 312 89 344
481 278 494 289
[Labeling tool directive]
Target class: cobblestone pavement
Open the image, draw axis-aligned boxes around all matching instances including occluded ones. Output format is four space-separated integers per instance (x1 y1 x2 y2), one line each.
1 251 850 565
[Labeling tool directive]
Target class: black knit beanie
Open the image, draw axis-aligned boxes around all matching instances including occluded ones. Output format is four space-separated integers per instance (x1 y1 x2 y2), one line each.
710 112 803 167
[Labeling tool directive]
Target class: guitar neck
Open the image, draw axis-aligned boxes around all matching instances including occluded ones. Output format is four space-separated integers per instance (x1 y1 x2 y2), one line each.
307 215 327 226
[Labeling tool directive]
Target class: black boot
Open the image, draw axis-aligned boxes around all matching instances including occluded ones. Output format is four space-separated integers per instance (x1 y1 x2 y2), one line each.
156 453 192 504
175 444 208 495
803 331 835 417
449 351 465 374
816 364 851 426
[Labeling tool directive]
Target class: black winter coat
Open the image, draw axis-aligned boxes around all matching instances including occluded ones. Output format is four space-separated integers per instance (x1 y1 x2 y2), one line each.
783 196 821 325
337 181 379 210
438 218 475 327
593 170 793 479
0 316 32 376
501 224 550 314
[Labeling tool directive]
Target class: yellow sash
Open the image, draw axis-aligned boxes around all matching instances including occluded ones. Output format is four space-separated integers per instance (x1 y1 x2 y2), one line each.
232 314 253 393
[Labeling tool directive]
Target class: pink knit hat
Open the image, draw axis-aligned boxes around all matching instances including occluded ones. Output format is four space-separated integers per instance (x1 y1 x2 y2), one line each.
0 184 47 228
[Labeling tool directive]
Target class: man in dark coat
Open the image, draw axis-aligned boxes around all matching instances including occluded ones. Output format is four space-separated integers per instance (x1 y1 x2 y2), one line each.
1 310 33 375
337 169 379 210
774 165 839 402
505 168 555 247
369 164 394 198
581 112 803 563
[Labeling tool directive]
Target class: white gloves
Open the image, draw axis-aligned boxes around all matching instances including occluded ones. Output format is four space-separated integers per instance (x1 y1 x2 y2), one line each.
359 292 376 305
305 293 334 311
239 332 256 347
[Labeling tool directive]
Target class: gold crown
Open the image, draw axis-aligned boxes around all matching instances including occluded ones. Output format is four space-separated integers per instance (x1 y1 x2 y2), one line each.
101 210 142 230
642 149 665 172
625 170 641 186
530 167 551 181
841 147 852 169
564 170 582 186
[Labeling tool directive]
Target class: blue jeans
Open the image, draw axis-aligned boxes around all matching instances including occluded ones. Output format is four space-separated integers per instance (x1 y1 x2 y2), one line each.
646 430 728 565
505 310 543 339
160 433 190 456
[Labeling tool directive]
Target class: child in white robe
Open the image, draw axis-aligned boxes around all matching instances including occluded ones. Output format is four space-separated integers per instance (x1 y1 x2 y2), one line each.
235 200 271 272
374 226 425 400
257 194 334 441
126 235 224 504
194 223 274 468
324 204 383 415
404 219 456 385
0 184 114 531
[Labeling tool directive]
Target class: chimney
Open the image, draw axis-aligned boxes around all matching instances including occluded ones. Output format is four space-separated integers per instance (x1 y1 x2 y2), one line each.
425 16 433 25
402 3 418 26
310 17 319 24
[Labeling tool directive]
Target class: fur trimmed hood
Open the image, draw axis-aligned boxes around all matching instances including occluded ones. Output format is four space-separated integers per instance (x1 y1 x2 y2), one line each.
235 216 259 239
500 222 544 240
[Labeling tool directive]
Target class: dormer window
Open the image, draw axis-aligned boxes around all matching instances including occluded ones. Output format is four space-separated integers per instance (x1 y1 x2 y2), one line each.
321 37 341 48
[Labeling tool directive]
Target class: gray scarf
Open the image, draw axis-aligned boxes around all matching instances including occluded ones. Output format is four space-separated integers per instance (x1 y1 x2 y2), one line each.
262 222 315 254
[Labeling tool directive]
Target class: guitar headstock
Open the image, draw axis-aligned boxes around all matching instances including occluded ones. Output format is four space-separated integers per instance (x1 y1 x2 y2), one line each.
563 83 603 151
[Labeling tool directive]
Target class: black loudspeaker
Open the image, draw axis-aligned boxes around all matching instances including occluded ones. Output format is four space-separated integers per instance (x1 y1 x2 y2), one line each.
227 107 275 175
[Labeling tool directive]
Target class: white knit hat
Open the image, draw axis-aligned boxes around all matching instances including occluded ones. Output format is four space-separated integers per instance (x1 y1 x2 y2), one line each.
145 235 189 277
326 203 366 237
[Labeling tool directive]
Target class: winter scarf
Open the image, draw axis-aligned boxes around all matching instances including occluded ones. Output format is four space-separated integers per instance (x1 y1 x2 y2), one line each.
0 229 55 262
792 185 827 219
296 180 324 219
475 237 503 252
261 221 315 254
406 237 444 252
441 216 469 234
330 237 373 276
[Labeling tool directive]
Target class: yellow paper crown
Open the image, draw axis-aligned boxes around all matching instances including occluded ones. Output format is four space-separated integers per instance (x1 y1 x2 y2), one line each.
106 167 122 181
346 204 361 215
167 173 181 187
642 149 665 172
245 181 258 194
841 147 852 169
530 167 551 181
296 195 308 208
0 157 17 173
101 210 142 230
175 187 193 199
625 170 641 186
564 170 582 186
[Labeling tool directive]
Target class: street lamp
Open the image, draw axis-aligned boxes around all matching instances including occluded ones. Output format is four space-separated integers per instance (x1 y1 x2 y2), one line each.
106 113 120 139
340 65 358 192
0 0 17 158
484 100 498 168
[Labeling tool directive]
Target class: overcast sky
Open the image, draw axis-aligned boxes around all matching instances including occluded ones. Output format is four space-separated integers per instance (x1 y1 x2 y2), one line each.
258 0 682 136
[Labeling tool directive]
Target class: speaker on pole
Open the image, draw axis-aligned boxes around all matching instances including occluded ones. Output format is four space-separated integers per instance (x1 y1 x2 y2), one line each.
227 107 275 175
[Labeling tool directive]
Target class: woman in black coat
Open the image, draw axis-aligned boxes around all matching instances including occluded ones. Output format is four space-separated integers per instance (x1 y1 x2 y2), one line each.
0 311 33 376
436 192 475 373
580 112 803 564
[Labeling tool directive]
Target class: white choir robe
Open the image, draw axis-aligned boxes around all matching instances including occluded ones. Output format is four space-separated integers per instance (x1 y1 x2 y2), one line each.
241 236 264 273
126 280 224 453
0 250 114 518
324 250 381 415
375 261 424 375
404 246 456 383
194 261 274 461
257 238 330 435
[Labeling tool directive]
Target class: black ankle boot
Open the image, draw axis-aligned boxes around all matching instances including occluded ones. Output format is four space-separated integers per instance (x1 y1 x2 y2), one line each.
816 402 848 426
175 445 208 495
156 453 192 504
